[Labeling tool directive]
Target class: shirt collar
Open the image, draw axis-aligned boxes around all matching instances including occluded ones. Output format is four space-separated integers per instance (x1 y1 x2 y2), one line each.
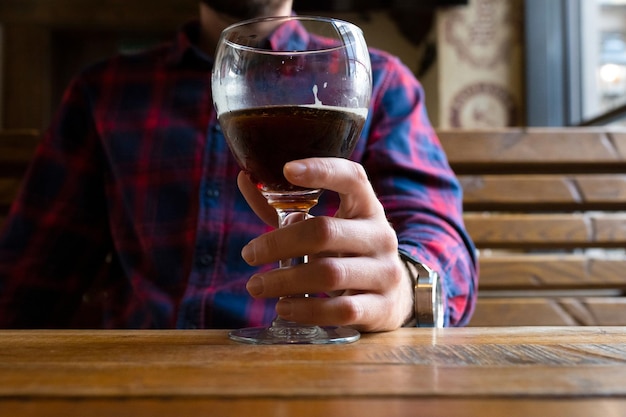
267 18 310 51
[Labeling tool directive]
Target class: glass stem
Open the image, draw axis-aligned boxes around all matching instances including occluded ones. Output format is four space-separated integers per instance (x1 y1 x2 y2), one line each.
268 207 317 334
276 208 311 268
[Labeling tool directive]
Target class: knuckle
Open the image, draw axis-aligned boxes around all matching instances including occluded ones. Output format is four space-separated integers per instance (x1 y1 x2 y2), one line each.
379 226 399 252
385 260 405 287
350 163 369 183
317 259 348 289
337 296 363 324
310 216 339 245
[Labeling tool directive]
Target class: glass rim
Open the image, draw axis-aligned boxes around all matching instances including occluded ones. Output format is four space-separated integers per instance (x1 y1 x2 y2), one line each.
220 15 365 55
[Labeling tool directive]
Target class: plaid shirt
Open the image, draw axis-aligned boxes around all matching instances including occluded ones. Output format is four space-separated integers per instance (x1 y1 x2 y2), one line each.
0 20 477 329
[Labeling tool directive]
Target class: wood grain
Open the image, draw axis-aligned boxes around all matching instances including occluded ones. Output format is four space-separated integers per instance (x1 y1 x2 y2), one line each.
0 328 625 417
469 298 626 326
460 174 626 210
438 128 626 327
440 128 626 173
477 254 626 289
465 213 626 248
1 398 626 417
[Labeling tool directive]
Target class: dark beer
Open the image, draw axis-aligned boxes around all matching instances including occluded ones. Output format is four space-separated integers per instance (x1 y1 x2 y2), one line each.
219 105 366 193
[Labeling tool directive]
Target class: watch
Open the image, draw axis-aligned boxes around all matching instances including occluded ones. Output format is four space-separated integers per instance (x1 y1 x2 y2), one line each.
400 254 444 328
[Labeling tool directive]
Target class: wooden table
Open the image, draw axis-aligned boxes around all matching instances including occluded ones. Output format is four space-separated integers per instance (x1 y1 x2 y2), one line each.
1 327 625 416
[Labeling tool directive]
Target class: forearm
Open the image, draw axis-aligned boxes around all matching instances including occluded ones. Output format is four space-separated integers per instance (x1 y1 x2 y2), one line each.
368 155 478 326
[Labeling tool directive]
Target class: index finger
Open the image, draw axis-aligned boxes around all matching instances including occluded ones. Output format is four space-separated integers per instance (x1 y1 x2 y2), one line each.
283 158 383 219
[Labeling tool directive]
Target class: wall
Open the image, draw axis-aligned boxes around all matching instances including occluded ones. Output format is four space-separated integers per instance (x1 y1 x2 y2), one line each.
0 1 524 130
436 0 524 127
322 0 525 128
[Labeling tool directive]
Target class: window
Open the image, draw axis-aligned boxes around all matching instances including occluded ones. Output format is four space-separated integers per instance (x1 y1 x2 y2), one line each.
526 0 626 126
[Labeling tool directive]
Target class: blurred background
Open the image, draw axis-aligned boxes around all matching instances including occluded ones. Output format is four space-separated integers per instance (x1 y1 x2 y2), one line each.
1 0 626 130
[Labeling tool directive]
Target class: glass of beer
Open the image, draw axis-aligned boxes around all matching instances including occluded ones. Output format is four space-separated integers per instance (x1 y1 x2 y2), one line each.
212 15 372 344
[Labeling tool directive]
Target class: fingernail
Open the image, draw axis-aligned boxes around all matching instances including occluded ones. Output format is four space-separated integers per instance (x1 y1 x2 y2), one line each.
276 299 293 319
246 276 264 297
241 244 255 264
285 161 307 177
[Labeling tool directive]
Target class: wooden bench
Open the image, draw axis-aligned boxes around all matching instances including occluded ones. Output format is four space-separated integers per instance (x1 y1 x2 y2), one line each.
0 129 40 230
438 128 626 326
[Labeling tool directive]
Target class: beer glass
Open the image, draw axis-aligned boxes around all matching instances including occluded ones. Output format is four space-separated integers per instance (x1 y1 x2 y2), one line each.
212 15 371 344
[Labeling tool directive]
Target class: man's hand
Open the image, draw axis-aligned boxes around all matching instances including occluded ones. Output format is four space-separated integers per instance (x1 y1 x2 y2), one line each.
237 158 413 332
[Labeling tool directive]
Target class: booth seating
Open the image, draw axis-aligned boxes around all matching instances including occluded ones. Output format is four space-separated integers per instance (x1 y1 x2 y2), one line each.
438 128 626 326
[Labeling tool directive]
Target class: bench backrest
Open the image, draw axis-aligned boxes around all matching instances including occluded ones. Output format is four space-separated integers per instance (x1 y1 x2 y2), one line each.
438 128 626 326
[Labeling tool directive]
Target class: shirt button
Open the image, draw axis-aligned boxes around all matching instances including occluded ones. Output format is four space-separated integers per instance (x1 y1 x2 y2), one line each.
198 254 214 266
206 188 220 199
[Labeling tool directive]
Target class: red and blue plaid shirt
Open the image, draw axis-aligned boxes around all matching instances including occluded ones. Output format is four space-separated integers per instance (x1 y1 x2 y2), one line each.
0 20 477 329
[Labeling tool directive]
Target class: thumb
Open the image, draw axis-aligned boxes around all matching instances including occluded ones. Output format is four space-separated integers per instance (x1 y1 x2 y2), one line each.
237 171 278 227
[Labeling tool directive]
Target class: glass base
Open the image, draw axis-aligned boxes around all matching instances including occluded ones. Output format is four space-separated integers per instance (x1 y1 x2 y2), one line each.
229 324 360 345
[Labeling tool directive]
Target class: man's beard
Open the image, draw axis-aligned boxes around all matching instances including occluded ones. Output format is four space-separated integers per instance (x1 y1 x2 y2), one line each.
201 0 289 20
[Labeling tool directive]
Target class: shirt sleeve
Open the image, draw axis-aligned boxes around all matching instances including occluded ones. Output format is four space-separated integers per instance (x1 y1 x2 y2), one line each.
0 75 112 328
361 52 478 326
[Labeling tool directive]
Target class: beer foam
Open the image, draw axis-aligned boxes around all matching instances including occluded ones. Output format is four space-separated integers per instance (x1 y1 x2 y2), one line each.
309 84 368 119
